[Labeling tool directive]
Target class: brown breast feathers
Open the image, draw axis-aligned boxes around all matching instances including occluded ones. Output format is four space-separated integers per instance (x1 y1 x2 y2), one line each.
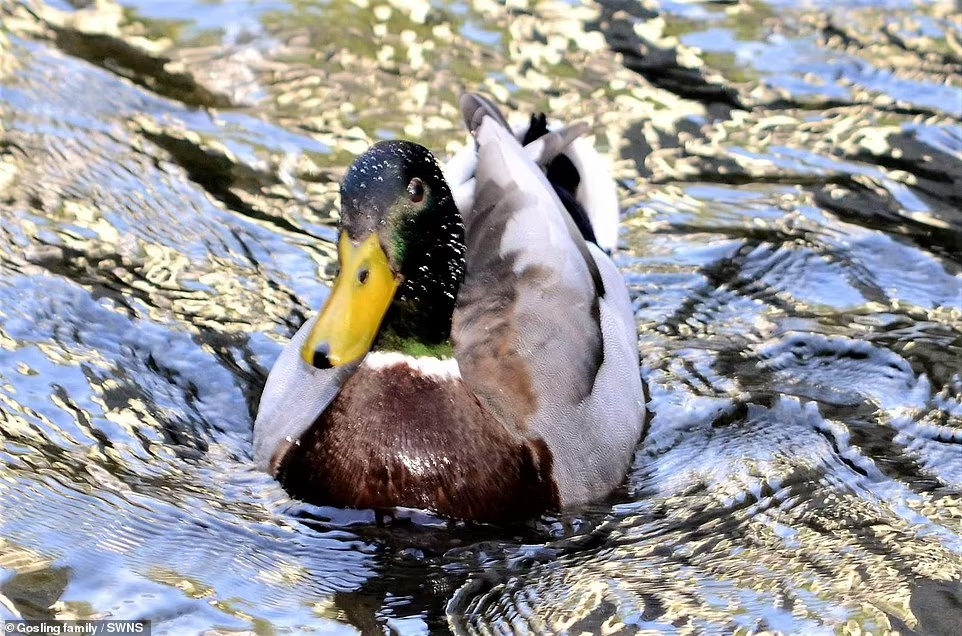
273 360 560 523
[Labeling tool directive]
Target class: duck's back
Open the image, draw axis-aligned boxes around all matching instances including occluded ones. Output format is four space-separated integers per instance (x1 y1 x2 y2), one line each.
452 117 645 508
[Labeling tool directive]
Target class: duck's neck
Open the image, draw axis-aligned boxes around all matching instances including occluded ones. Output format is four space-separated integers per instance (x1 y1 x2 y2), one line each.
373 330 455 359
375 198 465 352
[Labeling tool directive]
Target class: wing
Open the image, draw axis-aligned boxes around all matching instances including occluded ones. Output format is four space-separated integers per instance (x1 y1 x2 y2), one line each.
450 93 619 253
452 116 604 441
452 116 644 506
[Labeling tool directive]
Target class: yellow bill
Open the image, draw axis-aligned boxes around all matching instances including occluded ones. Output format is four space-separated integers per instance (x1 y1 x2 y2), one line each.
301 233 400 368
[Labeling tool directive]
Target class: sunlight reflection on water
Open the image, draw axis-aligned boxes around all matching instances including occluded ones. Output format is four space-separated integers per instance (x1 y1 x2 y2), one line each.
0 0 960 632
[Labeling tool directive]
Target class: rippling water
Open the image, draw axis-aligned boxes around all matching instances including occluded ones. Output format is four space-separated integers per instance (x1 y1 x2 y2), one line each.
0 0 960 633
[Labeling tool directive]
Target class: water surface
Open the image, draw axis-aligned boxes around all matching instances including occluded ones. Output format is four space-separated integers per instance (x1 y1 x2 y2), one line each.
1 0 960 633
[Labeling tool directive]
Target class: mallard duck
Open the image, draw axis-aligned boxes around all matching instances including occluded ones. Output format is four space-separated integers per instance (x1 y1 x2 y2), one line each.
253 93 645 523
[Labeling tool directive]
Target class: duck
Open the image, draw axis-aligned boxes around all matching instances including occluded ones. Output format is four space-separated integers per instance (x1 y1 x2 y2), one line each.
253 93 645 523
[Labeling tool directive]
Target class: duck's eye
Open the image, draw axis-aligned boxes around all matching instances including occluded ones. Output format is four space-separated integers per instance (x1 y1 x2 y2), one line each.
358 268 370 285
408 178 426 204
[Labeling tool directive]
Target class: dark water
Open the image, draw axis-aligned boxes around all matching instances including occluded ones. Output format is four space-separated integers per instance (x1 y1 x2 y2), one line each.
1 0 960 633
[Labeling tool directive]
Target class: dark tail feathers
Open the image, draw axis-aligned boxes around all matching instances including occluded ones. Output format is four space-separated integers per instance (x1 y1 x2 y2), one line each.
459 93 599 247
